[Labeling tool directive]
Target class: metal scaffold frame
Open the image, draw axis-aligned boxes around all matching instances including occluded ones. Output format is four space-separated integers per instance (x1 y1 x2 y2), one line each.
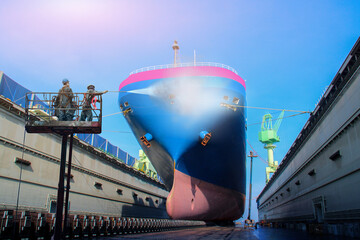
24 91 105 240
25 92 103 134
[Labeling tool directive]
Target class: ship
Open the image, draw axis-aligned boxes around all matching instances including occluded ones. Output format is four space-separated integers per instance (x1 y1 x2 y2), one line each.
118 42 247 222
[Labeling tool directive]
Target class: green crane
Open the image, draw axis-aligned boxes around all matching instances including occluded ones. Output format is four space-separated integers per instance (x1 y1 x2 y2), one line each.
133 150 158 180
258 110 285 183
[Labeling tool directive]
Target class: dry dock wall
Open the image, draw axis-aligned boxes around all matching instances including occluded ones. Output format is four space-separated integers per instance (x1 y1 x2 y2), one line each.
257 38 360 238
0 95 169 219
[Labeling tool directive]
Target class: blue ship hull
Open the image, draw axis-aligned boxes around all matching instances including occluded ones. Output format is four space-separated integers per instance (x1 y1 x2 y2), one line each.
119 65 246 221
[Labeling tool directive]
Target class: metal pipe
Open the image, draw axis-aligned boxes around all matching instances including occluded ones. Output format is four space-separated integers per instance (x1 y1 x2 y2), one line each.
63 133 73 237
247 151 257 220
54 134 68 240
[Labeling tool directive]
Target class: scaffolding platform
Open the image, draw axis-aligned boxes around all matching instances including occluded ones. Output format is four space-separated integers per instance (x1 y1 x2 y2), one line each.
25 120 101 134
25 92 103 134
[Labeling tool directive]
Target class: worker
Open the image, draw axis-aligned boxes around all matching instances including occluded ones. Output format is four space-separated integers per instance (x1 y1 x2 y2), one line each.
56 78 75 121
80 85 108 121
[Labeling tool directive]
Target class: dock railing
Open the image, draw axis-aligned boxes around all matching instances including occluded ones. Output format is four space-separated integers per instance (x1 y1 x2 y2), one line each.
25 92 103 134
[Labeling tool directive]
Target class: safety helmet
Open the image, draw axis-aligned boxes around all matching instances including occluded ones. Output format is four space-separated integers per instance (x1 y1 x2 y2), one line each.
62 78 69 84
87 84 95 90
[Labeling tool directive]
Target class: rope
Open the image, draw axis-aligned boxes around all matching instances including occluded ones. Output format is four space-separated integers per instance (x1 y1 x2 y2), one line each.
102 130 132 133
102 107 308 130
106 90 312 114
103 112 122 117
52 90 312 118
247 112 308 127
13 95 27 104
4 76 15 100
236 105 311 113
247 139 268 165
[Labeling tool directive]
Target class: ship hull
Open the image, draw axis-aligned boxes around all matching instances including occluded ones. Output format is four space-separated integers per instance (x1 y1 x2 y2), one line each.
119 66 246 221
167 169 245 221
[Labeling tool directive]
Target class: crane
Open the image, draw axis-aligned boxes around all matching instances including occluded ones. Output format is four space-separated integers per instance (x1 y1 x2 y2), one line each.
133 150 158 179
258 110 285 183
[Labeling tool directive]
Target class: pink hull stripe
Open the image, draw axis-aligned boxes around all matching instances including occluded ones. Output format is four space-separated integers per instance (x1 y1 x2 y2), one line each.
166 170 245 221
119 66 246 91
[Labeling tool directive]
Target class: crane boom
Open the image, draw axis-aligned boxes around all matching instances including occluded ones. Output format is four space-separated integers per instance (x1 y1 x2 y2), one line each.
273 110 285 132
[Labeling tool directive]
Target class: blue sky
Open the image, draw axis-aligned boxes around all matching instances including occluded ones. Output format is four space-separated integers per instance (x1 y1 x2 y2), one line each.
1 0 359 221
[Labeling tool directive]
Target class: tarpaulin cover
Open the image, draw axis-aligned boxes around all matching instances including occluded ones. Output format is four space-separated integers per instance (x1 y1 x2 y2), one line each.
127 156 135 166
106 142 118 157
0 73 31 107
0 73 50 112
118 149 127 163
93 134 106 150
76 134 93 144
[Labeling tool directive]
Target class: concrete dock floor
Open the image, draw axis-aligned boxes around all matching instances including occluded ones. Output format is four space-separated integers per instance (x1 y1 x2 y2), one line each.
102 226 354 240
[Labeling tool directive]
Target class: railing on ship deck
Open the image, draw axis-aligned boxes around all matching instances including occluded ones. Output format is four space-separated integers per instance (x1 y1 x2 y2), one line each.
130 62 238 75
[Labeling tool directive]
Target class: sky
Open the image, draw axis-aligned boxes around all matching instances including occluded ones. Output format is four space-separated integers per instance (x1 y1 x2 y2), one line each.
1 0 359 222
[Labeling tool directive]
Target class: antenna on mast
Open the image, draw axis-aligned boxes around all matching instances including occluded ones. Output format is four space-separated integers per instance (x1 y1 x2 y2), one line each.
172 40 179 65
194 50 196 66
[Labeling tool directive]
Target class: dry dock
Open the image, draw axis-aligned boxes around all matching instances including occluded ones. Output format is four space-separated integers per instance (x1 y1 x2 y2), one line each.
1 37 360 238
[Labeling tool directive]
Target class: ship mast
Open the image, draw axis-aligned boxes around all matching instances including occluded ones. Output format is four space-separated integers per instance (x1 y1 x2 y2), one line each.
172 40 179 65
194 50 196 66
